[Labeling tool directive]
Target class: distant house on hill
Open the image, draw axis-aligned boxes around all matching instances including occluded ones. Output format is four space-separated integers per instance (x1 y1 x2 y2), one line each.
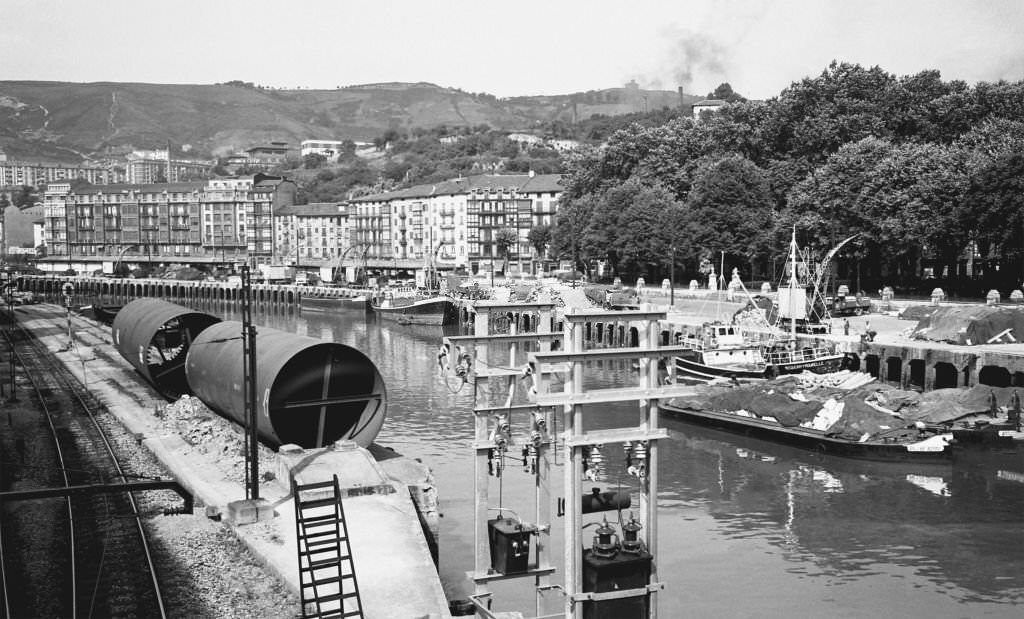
246 142 291 165
300 139 346 162
692 99 726 121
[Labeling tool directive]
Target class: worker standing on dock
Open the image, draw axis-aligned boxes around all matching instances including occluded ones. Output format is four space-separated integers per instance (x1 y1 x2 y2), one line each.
1010 390 1021 430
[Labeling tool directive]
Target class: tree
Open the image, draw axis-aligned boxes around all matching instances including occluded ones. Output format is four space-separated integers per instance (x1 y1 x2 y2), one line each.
494 227 518 274
684 156 774 277
527 224 552 260
303 153 327 169
11 185 36 209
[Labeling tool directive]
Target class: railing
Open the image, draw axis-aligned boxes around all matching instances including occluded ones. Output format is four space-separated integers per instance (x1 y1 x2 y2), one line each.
763 345 836 365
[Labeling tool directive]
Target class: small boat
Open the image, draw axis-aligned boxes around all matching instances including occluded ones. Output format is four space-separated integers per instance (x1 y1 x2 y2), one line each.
371 293 457 326
300 295 370 313
93 302 124 325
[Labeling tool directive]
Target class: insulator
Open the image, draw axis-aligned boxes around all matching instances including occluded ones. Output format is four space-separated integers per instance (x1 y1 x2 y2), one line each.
532 411 547 434
530 430 542 447
495 413 510 435
584 445 605 482
626 440 648 478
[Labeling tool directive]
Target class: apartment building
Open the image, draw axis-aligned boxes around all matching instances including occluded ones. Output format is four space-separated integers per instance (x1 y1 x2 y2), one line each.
351 172 562 275
40 174 296 270
274 202 351 265
125 150 213 184
1 157 114 189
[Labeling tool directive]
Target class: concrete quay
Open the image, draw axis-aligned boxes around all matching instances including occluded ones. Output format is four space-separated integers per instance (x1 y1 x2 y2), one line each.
17 304 452 619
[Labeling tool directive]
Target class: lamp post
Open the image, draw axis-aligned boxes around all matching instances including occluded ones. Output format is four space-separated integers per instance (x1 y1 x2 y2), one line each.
670 245 676 308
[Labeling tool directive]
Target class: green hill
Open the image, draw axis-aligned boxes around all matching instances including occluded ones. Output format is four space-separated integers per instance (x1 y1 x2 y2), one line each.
0 80 701 162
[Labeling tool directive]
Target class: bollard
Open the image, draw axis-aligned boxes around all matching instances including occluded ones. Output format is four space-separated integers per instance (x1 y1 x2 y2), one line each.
986 289 1001 306
931 288 945 305
760 282 772 294
1010 289 1023 304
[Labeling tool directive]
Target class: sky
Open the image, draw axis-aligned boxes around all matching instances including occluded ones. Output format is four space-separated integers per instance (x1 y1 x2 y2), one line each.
3 0 1023 99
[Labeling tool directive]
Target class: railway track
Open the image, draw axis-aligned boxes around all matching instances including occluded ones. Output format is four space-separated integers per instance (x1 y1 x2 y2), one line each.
0 307 167 618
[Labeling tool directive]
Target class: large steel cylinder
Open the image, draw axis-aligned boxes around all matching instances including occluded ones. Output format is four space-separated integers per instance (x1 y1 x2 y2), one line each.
112 299 222 399
185 321 387 449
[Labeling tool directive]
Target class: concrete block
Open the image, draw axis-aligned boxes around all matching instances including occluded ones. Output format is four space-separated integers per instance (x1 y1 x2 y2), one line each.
225 498 275 525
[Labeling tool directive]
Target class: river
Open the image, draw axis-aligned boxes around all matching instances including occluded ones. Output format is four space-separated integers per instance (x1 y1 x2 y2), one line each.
213 302 1024 618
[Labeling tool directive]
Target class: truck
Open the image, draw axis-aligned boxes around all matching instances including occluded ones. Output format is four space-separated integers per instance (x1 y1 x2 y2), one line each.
826 293 872 316
258 264 295 284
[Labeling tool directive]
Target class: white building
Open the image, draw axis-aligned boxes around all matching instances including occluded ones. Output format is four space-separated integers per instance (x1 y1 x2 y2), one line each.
300 139 347 162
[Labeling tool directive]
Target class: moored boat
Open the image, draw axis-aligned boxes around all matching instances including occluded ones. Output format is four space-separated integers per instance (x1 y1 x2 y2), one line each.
371 293 457 326
661 398 954 463
91 302 124 325
674 322 845 382
300 294 370 313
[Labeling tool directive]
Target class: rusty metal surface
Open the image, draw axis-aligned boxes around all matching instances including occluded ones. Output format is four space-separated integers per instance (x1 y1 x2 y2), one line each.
111 299 221 399
185 321 387 448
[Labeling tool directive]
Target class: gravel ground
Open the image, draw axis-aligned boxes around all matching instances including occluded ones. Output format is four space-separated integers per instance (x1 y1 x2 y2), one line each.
2 308 302 619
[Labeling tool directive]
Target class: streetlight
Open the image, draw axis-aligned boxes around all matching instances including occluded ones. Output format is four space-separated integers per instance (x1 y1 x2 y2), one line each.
670 245 676 308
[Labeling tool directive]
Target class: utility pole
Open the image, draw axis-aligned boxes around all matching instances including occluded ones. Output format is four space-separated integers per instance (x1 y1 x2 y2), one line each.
241 265 259 500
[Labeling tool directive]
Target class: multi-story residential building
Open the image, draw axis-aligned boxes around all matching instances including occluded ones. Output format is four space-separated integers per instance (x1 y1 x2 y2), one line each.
1 157 114 189
40 174 296 271
300 140 347 162
274 202 351 265
124 150 213 184
351 172 562 276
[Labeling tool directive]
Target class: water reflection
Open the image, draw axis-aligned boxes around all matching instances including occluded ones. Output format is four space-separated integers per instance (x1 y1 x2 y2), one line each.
659 419 1024 605
188 301 1024 616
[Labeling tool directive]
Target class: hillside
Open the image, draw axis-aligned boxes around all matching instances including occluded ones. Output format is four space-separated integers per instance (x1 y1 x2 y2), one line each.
0 81 702 163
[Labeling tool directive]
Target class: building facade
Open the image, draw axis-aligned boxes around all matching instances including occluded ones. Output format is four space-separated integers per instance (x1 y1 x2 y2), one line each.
300 140 347 162
125 150 213 184
352 173 562 275
40 174 296 271
1 158 114 189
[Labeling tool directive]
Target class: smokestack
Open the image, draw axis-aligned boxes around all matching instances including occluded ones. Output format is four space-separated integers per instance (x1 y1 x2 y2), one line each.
678 86 684 109
572 100 578 126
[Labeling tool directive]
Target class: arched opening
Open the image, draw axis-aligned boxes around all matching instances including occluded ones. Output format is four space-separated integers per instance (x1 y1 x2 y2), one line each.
864 354 880 378
979 366 1011 388
886 357 902 383
630 326 639 347
1014 371 1024 387
596 323 604 343
908 359 925 390
842 353 860 372
934 362 958 389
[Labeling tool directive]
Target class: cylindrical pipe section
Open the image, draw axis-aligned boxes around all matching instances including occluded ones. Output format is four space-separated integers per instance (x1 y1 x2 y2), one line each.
112 299 222 399
185 321 386 449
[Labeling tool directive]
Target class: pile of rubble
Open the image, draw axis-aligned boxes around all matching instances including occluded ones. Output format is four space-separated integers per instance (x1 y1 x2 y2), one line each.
154 395 277 486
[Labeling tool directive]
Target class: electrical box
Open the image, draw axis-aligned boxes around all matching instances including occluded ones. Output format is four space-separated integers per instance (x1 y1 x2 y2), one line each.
488 518 534 575
581 549 652 619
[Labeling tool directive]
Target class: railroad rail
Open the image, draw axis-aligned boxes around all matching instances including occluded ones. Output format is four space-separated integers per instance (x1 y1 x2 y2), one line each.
0 307 169 618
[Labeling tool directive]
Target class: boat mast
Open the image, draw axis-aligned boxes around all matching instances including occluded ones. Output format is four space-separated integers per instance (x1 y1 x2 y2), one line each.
789 227 798 342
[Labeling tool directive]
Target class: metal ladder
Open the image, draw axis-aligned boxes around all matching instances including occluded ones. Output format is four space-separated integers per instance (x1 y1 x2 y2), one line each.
293 475 363 618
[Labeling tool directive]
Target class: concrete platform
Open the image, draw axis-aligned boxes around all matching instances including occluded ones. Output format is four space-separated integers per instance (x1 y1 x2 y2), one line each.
18 305 452 619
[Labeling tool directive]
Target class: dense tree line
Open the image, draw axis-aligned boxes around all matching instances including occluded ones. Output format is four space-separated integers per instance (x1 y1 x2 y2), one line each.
551 61 1024 296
